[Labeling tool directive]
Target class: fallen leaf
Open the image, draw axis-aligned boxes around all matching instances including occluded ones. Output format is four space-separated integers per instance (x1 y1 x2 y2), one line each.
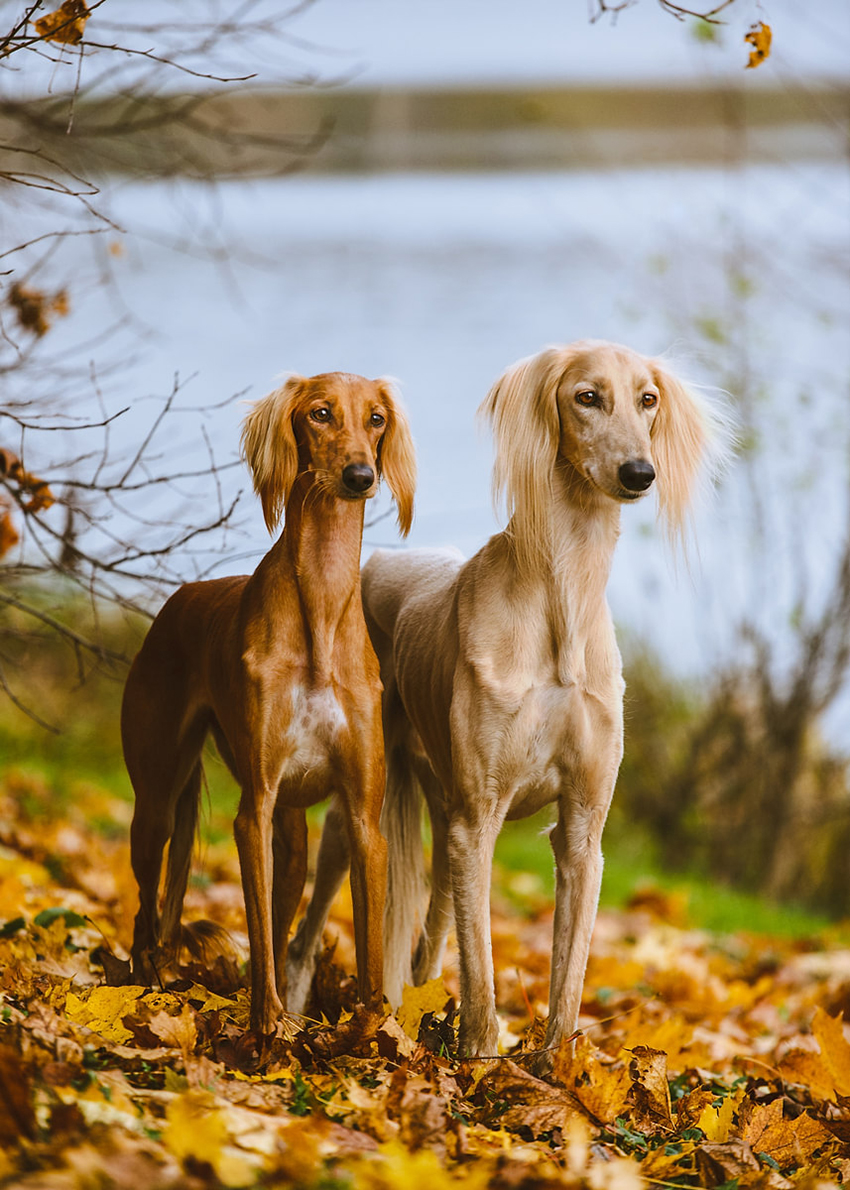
696 1089 739 1142
64 985 147 1044
396 978 452 1041
146 1003 198 1056
552 1035 631 1124
626 1045 673 1129
164 1089 255 1186
780 1008 850 1102
741 1097 836 1167
476 1058 584 1136
695 1138 760 1184
0 1044 34 1144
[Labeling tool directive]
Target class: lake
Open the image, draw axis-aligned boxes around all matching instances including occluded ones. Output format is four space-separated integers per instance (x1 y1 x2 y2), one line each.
8 158 850 719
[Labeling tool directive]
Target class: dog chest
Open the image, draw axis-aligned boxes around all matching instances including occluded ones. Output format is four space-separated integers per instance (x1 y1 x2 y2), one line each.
492 681 621 819
278 686 348 787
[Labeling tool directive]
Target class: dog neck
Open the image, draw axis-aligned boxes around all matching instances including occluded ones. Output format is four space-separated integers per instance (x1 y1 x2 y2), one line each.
504 465 623 686
270 472 367 677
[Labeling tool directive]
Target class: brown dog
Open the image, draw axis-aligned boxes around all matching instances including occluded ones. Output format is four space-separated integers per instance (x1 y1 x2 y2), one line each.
122 372 416 1035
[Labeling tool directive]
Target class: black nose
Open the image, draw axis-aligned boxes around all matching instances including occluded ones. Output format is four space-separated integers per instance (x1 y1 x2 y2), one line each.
618 459 656 492
342 462 375 493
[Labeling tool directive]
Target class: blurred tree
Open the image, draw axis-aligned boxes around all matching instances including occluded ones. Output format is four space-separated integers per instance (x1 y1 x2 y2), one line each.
0 1 327 719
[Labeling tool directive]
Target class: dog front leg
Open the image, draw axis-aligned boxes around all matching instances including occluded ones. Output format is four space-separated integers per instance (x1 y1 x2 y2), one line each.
345 791 387 1011
448 808 502 1057
234 786 283 1035
543 792 610 1065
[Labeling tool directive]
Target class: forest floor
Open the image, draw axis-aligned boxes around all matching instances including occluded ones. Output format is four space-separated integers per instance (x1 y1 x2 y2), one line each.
1 769 850 1189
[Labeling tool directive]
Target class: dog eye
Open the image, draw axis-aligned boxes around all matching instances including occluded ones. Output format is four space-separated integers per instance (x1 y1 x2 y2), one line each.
310 406 331 423
370 412 386 428
641 392 658 409
575 390 599 408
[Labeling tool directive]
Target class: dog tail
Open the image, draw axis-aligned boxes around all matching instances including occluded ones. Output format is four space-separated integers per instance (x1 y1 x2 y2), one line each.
159 762 230 962
381 712 427 1009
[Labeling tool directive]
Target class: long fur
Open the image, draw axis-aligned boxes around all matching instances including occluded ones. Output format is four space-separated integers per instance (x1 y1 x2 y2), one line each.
480 342 717 569
378 340 722 1057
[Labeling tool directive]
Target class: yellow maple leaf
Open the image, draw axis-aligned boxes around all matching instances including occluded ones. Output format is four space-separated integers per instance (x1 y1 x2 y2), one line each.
697 1089 741 1143
812 1007 850 1097
395 977 451 1040
780 1008 850 1102
164 1090 254 1187
745 21 772 69
34 0 89 45
356 1140 492 1190
65 985 146 1043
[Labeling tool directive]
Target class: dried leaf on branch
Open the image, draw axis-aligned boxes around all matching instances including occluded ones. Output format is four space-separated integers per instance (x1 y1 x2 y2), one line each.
7 283 70 339
745 21 772 68
33 0 89 46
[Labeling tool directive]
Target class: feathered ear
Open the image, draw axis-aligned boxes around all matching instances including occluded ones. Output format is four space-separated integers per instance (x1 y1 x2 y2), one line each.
375 380 416 537
478 346 567 572
649 361 713 543
240 375 305 534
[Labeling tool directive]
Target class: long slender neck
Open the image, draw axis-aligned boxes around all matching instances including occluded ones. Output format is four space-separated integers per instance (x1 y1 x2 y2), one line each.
271 474 366 678
507 464 623 683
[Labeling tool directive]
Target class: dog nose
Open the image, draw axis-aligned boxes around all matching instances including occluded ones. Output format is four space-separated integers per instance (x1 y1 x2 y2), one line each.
342 462 375 493
618 459 656 492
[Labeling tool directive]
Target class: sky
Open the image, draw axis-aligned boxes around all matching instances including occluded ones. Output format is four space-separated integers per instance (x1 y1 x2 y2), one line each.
6 0 848 100
283 0 849 88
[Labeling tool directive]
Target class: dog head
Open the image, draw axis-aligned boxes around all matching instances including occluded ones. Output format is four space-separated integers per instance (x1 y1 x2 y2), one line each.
241 372 416 536
481 340 716 561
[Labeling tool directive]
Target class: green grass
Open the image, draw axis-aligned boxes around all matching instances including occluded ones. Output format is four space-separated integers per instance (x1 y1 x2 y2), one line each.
0 592 839 941
3 703 836 940
494 810 834 938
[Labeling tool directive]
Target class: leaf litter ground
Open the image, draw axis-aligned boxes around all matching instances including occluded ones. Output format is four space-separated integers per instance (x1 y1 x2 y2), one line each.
1 771 850 1188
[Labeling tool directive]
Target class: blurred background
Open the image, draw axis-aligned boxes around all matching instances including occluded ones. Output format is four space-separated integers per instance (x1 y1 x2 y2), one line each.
2 0 850 934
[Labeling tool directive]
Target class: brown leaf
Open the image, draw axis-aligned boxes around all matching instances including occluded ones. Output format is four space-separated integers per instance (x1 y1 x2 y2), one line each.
0 446 56 514
476 1058 585 1135
146 1004 198 1057
34 0 89 45
627 1044 673 1130
7 282 70 337
741 1097 836 1167
695 1139 760 1185
0 1044 35 1143
297 1004 386 1061
552 1035 631 1124
376 1014 417 1062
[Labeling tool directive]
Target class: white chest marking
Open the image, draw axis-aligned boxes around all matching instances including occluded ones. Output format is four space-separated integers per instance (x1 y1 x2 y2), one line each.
280 686 348 779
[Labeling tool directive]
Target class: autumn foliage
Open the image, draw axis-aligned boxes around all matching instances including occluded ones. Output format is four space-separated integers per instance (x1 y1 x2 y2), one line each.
0 771 849 1188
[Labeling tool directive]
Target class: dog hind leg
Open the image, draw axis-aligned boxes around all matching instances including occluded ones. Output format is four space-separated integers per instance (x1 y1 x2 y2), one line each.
285 796 350 1015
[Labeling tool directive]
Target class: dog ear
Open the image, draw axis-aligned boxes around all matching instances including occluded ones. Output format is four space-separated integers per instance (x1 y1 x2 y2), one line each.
478 347 567 571
241 375 305 534
375 380 417 537
649 361 710 542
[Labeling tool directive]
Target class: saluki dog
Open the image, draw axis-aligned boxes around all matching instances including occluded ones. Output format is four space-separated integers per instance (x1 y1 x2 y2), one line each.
122 371 416 1036
286 341 717 1063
